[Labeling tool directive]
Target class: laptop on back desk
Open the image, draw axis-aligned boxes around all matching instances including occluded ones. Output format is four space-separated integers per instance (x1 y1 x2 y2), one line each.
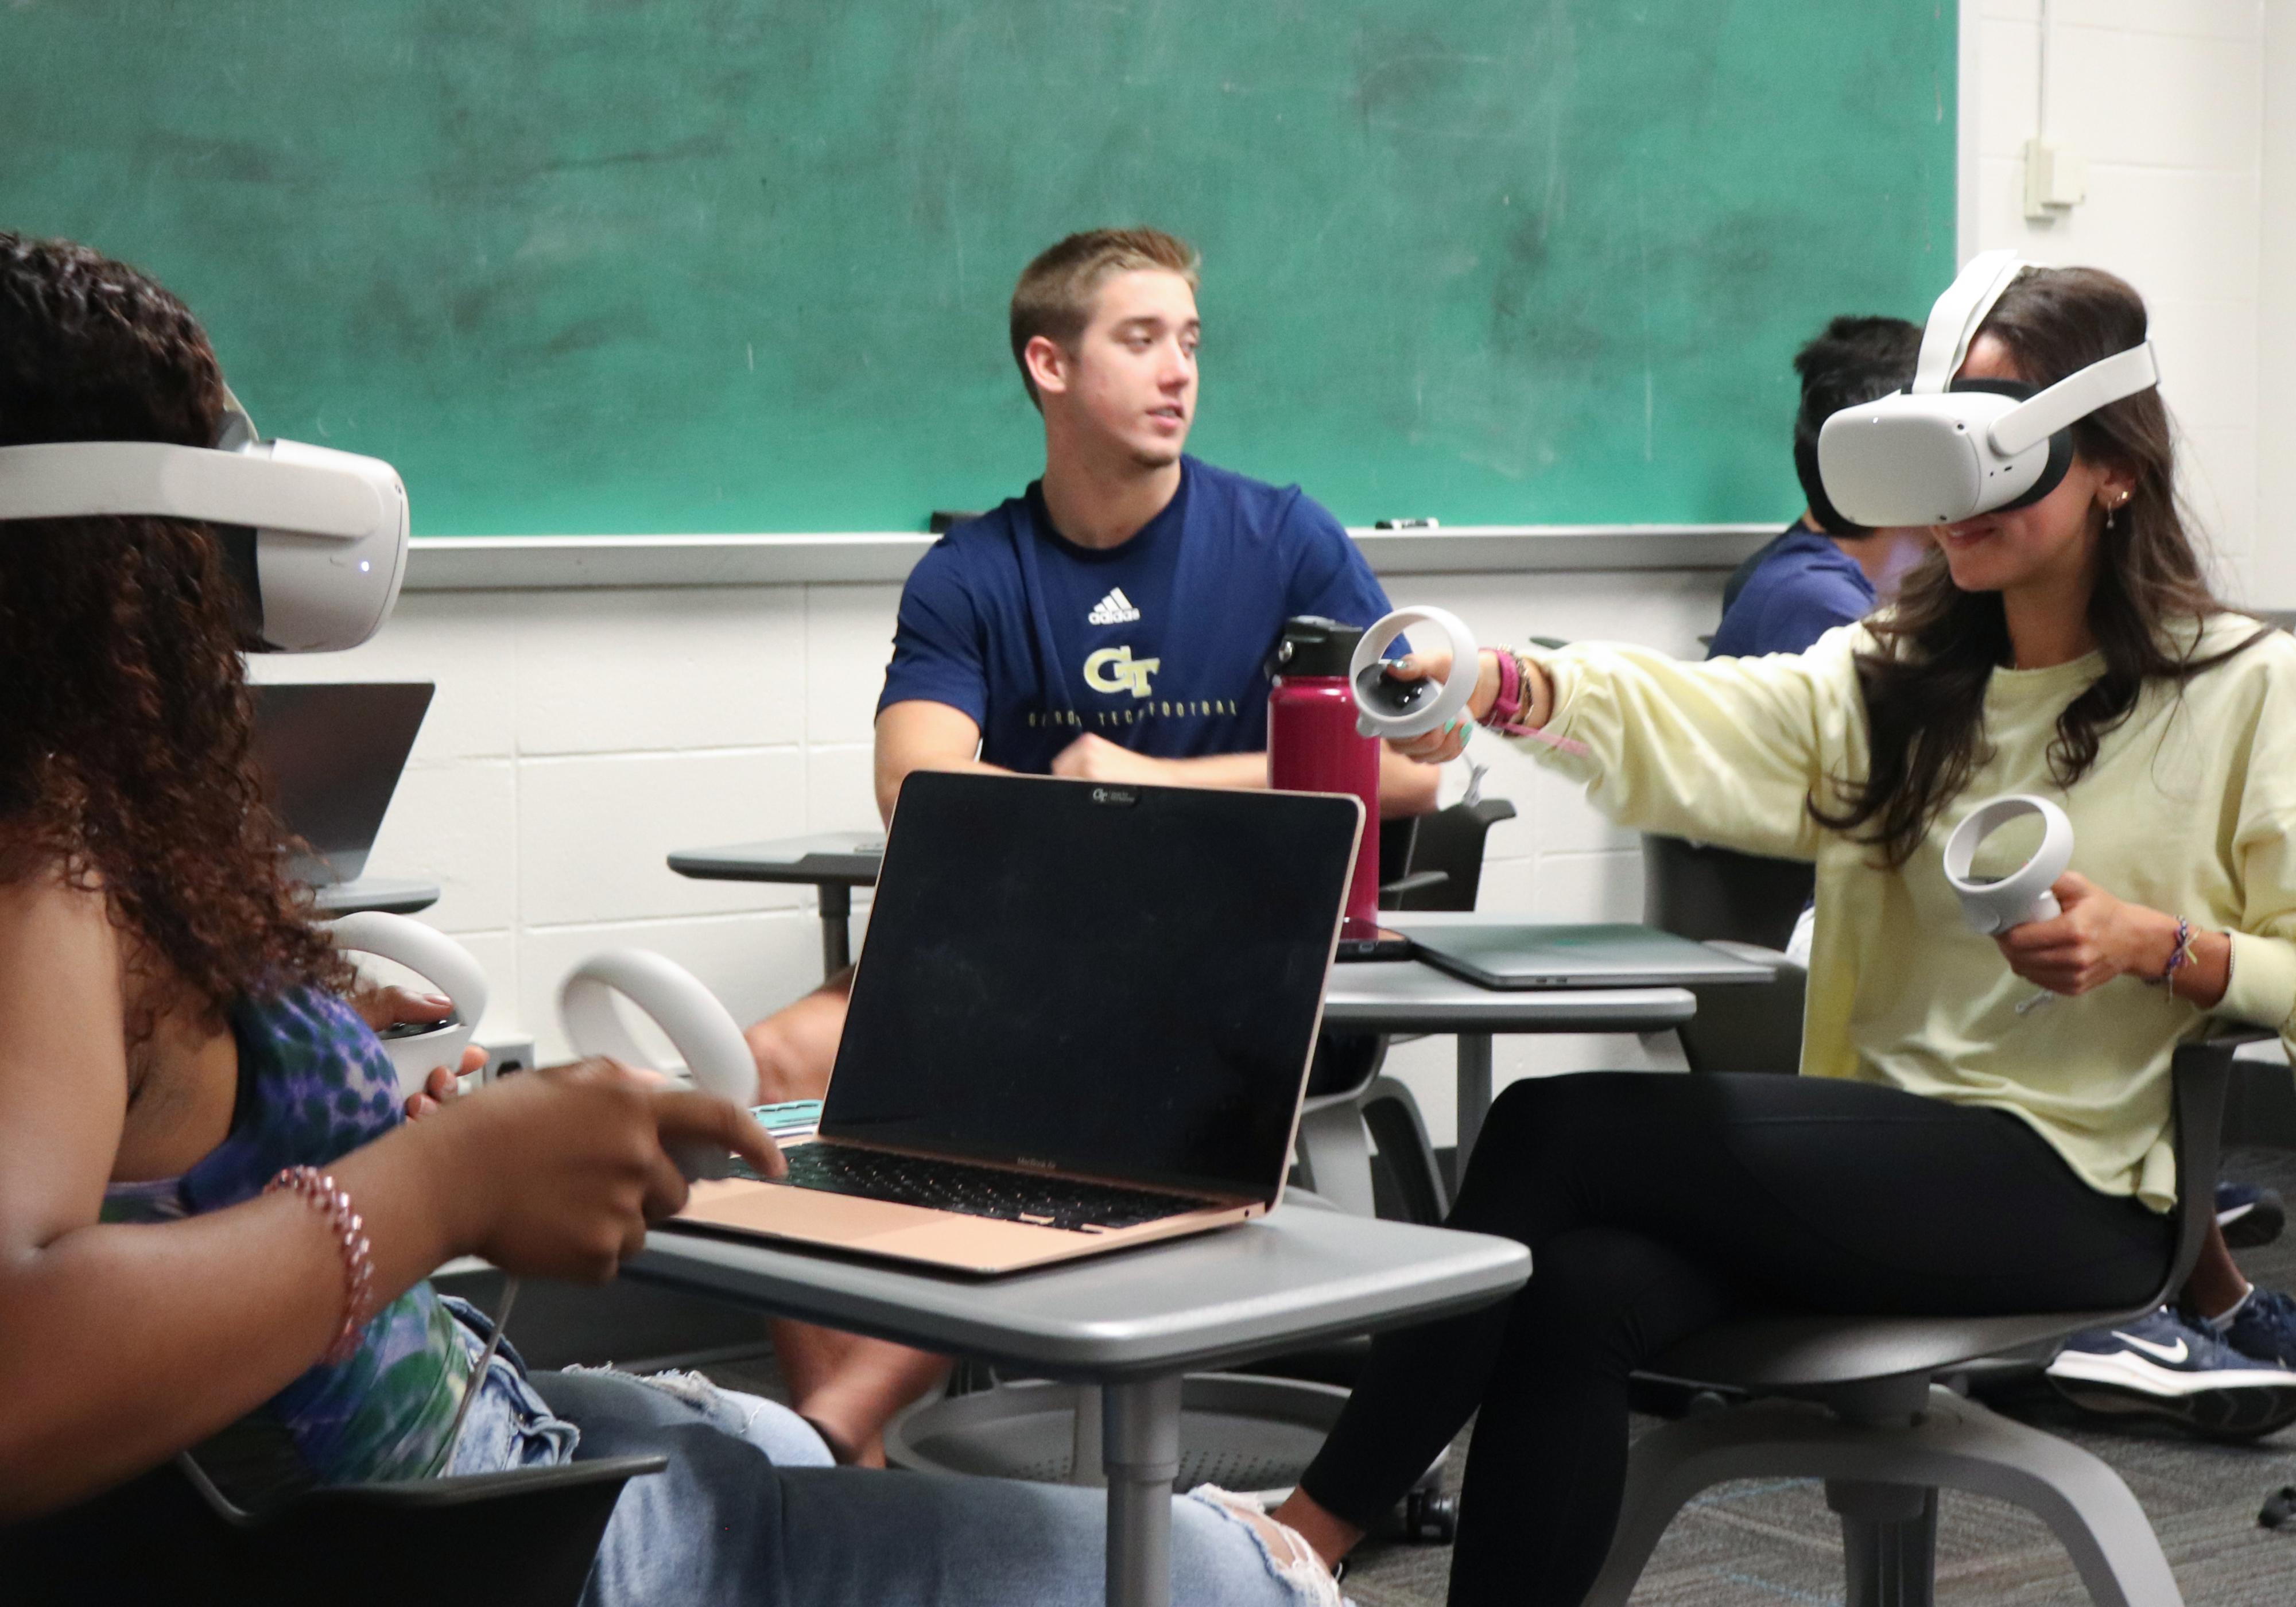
668 771 1363 1274
249 681 433 887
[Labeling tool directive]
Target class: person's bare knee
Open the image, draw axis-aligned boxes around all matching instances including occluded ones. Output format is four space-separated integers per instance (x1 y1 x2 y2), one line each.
771 1319 950 1467
746 971 853 1104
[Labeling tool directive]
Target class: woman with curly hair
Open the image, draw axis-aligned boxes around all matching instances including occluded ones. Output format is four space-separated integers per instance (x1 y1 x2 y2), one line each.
0 234 1339 1606
1267 264 2296 1605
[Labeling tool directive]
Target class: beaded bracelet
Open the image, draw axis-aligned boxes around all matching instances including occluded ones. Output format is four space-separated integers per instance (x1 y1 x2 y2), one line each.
265 1165 375 1365
2147 915 2195 988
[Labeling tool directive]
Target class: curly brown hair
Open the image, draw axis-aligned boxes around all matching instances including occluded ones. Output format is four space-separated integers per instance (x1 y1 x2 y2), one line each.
0 232 352 1022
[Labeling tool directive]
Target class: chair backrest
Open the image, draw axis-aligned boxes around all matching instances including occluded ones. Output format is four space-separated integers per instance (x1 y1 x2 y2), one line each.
1387 797 1518 913
2157 1034 2250 1306
1641 834 1813 952
1642 834 1813 1074
1678 946 1806 1075
0 1451 665 1607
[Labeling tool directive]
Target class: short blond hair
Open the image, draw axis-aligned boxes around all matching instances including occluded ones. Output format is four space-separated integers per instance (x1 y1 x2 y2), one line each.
1009 228 1201 407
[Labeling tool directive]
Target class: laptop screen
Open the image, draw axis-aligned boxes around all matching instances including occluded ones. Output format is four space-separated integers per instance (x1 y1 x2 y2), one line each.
249 682 433 885
824 773 1361 1200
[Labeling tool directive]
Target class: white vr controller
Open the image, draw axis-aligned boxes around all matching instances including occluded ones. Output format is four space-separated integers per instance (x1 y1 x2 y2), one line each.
1349 606 1479 740
1941 794 2074 936
0 389 409 653
559 949 759 1181
324 911 488 1100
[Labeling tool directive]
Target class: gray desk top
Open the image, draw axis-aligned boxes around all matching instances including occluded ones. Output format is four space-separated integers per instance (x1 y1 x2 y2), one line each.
1322 962 1695 1031
627 1204 1527 1381
669 831 886 885
310 876 441 916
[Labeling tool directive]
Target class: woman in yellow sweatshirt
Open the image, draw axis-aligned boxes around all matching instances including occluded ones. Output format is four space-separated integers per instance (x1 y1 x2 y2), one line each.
1268 265 2296 1606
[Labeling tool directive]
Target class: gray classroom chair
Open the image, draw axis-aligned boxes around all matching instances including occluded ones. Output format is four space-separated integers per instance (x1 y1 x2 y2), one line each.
1587 1034 2255 1607
0 1448 662 1607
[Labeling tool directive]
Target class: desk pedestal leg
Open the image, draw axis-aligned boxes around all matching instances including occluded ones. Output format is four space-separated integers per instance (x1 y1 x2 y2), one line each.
1070 1384 1105 1486
1456 1032 1494 1174
1103 1374 1182 1607
819 883 851 979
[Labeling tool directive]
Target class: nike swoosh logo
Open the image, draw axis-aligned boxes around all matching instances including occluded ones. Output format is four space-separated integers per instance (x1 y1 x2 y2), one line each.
2111 1331 2189 1365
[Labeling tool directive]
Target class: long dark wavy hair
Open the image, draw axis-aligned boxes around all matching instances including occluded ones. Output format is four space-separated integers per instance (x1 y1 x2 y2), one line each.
0 233 351 1027
1811 266 2265 866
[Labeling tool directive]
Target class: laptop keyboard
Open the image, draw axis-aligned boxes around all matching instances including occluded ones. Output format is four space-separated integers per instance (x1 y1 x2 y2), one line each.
728 1143 1220 1232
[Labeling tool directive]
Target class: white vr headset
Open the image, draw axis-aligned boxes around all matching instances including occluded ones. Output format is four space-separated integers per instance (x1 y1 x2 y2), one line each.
0 388 409 651
1816 249 2160 527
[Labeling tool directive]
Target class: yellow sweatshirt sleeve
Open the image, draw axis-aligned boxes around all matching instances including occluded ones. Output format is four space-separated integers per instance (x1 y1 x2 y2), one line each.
1517 626 1870 863
2218 651 2296 1036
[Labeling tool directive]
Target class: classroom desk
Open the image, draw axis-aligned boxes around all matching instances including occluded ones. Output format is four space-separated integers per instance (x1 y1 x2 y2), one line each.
668 831 883 977
310 876 441 917
1321 964 1697 1168
626 1206 1528 1607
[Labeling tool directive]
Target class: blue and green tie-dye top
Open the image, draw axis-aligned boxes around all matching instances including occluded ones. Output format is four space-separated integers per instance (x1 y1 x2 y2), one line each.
101 986 478 1505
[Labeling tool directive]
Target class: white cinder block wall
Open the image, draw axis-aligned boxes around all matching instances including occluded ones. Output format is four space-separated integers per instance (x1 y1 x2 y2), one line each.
263 0 2283 1145
1967 0 2270 596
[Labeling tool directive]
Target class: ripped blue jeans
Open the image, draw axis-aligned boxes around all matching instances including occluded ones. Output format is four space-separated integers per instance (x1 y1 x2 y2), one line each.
440 1305 1330 1606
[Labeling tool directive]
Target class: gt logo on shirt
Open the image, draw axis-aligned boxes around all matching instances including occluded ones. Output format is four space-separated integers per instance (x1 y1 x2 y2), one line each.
1083 645 1161 699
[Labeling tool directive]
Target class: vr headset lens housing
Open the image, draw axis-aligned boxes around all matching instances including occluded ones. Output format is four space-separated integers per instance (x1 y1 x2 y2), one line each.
1815 250 2160 529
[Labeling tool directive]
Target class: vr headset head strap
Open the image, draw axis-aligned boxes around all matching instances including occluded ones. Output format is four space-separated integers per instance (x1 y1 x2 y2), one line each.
1988 340 2161 459
0 441 385 537
1911 249 2026 395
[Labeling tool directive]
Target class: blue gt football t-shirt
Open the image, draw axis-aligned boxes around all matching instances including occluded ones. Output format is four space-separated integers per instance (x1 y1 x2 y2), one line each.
879 457 1394 774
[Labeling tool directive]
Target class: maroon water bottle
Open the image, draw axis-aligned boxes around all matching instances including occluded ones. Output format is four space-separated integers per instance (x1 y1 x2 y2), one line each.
1268 616 1393 955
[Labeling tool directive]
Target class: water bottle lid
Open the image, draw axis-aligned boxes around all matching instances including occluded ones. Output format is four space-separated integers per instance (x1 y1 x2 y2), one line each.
1273 615 1364 678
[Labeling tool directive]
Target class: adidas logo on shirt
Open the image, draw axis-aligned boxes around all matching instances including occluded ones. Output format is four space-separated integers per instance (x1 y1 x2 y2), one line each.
1087 587 1141 626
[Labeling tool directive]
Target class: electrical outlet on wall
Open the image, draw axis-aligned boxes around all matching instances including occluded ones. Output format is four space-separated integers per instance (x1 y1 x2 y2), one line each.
2023 137 2088 222
477 1035 537 1083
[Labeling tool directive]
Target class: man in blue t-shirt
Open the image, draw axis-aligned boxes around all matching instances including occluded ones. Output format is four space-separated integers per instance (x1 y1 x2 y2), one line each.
739 227 1433 1467
868 228 1433 816
1707 315 1927 661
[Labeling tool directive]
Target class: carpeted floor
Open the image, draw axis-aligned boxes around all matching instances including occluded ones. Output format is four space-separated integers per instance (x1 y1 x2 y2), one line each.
702 1146 2296 1604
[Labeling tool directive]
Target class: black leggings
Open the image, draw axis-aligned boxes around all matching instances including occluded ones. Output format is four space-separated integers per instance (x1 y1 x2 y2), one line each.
1296 1072 2174 1607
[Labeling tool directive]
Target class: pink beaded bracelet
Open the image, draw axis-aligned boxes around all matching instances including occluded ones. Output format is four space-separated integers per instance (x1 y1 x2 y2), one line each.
265 1165 375 1365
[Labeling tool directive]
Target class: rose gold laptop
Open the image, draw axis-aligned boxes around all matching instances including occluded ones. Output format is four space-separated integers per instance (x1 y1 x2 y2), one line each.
666 771 1363 1274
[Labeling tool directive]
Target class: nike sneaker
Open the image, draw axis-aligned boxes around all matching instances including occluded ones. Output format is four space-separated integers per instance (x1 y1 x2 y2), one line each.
2216 1180 2287 1249
2046 1306 2296 1438
2220 1286 2296 1371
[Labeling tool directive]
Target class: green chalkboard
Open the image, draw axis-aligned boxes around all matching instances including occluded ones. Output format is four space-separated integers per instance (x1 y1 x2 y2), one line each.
2 2 1956 535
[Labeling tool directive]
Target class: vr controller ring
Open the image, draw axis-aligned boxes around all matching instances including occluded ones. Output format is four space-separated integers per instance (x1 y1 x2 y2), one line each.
1942 794 2074 936
1348 606 1478 740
